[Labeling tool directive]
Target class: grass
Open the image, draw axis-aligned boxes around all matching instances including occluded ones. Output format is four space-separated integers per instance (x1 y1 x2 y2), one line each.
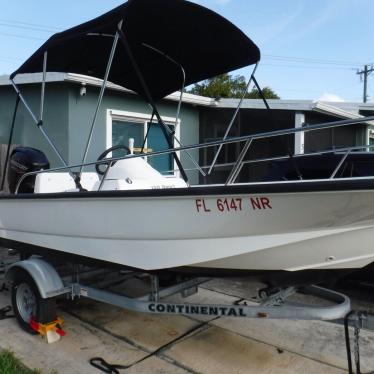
0 350 41 374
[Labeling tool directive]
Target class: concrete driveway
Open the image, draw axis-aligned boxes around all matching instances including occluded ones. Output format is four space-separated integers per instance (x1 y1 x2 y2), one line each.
0 256 374 373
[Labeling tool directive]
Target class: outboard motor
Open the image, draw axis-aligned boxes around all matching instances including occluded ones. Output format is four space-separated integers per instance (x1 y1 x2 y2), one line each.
7 147 49 193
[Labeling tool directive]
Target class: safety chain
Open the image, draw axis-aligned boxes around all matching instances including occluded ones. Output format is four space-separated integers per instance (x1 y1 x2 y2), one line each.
343 310 374 374
354 323 361 373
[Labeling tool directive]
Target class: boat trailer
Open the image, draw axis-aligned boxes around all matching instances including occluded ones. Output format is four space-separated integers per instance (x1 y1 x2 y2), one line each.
4 257 352 321
2 256 374 373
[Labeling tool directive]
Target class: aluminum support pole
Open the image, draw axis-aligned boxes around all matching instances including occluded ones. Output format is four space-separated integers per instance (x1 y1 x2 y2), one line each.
208 62 258 175
225 138 253 185
14 114 374 193
330 149 352 179
1 94 20 191
141 43 205 176
40 51 47 122
38 126 72 172
118 27 188 182
11 78 76 183
10 79 38 124
79 22 122 177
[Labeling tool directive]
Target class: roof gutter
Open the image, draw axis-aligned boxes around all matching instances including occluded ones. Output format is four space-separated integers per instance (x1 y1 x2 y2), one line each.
311 101 374 126
0 72 215 107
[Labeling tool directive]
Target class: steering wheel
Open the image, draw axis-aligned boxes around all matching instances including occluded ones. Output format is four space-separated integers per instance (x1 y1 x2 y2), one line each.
96 144 131 175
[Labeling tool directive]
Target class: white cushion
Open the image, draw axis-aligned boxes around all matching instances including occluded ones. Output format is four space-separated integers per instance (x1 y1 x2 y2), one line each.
34 172 99 193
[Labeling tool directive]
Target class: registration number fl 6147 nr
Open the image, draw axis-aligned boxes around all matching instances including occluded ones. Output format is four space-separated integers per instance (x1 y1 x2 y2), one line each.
195 197 272 213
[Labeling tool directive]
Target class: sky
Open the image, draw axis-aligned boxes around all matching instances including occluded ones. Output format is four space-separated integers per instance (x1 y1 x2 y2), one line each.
1 0 374 102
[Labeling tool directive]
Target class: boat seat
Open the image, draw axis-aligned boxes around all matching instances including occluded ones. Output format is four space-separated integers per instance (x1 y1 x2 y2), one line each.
34 172 99 193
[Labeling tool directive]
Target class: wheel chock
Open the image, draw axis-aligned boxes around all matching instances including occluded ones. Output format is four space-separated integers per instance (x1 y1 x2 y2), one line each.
29 317 65 343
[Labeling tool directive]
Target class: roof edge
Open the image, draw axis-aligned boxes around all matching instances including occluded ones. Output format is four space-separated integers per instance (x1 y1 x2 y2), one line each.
0 72 215 107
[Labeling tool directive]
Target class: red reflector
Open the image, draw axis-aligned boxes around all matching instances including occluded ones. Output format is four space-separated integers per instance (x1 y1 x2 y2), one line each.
29 318 40 331
55 328 66 337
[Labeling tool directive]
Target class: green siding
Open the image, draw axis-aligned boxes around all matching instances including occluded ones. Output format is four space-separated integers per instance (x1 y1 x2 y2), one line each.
0 84 69 168
0 81 200 183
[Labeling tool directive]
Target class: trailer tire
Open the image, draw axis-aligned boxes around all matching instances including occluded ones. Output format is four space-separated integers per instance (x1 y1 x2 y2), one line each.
11 271 57 334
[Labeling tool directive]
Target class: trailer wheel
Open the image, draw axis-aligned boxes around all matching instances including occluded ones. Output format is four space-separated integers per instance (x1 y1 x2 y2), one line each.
11 272 57 334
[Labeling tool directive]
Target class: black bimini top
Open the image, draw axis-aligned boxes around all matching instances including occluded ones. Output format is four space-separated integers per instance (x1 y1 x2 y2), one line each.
10 0 260 102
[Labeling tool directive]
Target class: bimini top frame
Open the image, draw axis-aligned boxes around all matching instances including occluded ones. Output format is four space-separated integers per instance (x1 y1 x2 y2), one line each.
10 0 260 101
14 114 374 194
8 0 261 186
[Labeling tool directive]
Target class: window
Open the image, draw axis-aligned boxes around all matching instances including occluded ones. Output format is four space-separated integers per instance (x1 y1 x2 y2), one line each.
203 124 240 169
147 122 174 174
107 110 180 175
370 133 374 146
112 120 143 157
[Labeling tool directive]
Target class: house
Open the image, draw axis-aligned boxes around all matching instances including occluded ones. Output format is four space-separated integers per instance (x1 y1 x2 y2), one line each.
0 73 205 184
0 73 373 185
200 99 374 183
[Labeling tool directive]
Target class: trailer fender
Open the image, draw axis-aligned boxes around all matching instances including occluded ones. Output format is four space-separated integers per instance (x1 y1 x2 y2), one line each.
5 258 66 299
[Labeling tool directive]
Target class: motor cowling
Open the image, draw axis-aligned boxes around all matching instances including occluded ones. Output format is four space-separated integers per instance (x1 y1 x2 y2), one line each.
7 147 49 193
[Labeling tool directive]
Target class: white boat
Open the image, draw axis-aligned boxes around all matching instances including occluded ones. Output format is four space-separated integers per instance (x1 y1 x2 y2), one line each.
3 0 374 287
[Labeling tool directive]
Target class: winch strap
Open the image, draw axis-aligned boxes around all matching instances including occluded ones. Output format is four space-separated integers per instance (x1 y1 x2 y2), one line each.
0 305 14 320
89 357 129 373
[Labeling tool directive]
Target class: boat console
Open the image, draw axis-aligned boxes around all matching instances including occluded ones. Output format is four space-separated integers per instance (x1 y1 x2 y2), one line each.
93 157 187 191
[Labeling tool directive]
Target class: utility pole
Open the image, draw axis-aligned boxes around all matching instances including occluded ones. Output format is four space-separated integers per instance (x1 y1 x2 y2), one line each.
357 64 374 103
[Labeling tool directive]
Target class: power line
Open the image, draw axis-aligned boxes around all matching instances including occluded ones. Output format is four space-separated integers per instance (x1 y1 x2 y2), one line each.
0 19 370 103
263 54 373 67
261 63 356 71
0 22 57 34
0 32 45 41
0 19 371 68
0 59 16 64
357 65 374 103
272 88 330 94
0 19 61 32
0 55 18 62
0 21 370 70
0 21 370 68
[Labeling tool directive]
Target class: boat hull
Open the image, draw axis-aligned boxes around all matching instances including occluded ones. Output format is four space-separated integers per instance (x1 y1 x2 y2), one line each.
2 180 374 284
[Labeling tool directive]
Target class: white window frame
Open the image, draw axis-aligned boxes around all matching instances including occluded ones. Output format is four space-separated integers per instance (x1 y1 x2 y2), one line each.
106 109 181 176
